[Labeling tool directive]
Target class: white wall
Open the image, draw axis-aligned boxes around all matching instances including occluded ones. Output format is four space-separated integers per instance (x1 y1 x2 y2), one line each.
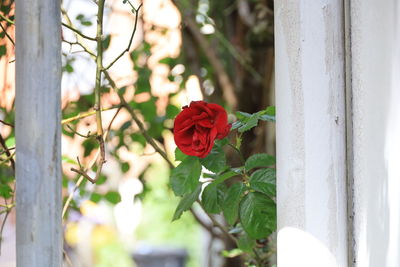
350 1 400 266
275 1 348 266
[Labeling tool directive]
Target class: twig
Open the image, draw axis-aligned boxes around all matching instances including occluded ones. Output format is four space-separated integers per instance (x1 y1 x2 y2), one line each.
61 8 96 58
62 22 97 41
0 21 14 46
65 124 93 138
63 249 73 267
0 208 10 254
0 134 15 170
63 107 121 218
0 119 14 128
0 13 14 25
190 207 223 239
0 151 15 163
103 70 175 169
103 3 142 70
62 106 119 124
70 0 107 184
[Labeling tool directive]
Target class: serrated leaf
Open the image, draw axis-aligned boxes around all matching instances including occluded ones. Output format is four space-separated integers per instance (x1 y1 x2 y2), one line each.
259 114 275 122
201 183 226 214
170 156 201 196
249 168 276 197
236 111 252 120
231 121 243 130
238 115 259 133
104 191 121 204
172 185 201 221
222 183 246 225
174 147 188 162
200 144 226 173
239 192 276 239
245 153 276 171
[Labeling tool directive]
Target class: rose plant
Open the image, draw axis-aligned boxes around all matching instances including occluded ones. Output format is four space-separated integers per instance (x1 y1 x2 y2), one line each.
171 101 276 266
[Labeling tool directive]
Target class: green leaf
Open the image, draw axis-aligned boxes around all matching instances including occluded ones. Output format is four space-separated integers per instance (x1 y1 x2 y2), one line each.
90 192 103 203
62 155 77 165
245 153 276 171
121 162 130 173
249 168 276 197
172 185 201 221
201 183 226 214
239 192 276 239
131 133 146 147
174 147 188 162
238 115 259 133
237 232 256 253
222 183 246 225
102 34 111 50
200 143 226 173
170 156 201 196
0 183 12 198
64 64 74 73
221 248 243 258
135 68 152 94
82 138 98 157
104 191 121 204
5 137 15 147
265 106 275 116
166 104 180 119
96 175 107 185
210 170 238 186
159 57 178 66
233 107 276 133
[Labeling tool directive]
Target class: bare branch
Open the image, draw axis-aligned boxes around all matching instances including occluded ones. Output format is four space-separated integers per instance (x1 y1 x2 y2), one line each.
103 3 142 71
62 22 97 41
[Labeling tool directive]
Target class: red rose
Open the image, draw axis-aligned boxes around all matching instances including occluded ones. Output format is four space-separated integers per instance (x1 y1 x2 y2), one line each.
174 101 231 158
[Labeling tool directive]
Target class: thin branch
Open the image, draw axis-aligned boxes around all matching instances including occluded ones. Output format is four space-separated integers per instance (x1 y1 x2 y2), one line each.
103 3 142 70
103 70 175 169
0 13 14 25
190 207 223 239
61 8 96 58
0 134 14 171
63 107 121 218
0 119 13 128
62 106 120 124
0 22 14 46
65 124 93 138
62 22 97 41
90 0 107 184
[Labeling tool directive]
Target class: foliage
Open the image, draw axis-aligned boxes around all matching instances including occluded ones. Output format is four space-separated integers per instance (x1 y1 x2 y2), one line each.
171 107 276 266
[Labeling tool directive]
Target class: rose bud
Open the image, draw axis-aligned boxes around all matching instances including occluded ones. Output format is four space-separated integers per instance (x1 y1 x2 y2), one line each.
173 101 231 158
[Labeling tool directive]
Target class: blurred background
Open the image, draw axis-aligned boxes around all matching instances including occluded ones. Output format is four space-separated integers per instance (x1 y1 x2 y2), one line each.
0 0 275 266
